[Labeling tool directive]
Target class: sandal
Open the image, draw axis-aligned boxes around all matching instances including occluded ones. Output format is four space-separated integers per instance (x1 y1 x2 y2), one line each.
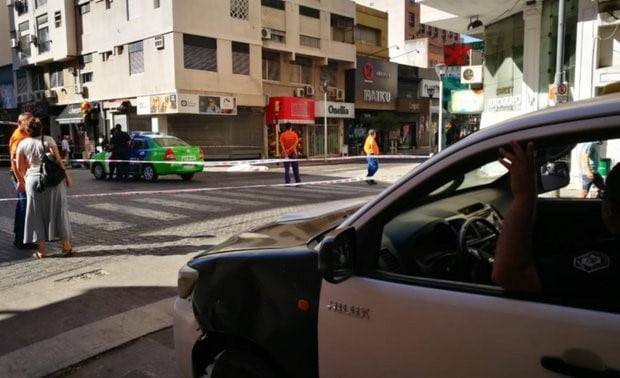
61 248 74 256
33 252 45 259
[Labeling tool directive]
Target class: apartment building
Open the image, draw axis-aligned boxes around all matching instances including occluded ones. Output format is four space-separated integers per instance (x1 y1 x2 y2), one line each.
6 0 356 159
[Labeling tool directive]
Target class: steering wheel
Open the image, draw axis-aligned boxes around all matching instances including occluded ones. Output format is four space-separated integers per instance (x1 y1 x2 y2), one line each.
456 217 500 283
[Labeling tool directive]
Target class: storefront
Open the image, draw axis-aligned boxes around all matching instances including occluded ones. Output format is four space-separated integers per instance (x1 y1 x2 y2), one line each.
314 101 355 156
265 96 315 158
395 97 426 154
348 56 398 155
136 93 264 160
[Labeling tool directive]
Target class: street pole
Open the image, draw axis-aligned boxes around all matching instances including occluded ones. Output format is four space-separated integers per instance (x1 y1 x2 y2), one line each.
425 83 435 156
434 64 447 152
321 80 329 161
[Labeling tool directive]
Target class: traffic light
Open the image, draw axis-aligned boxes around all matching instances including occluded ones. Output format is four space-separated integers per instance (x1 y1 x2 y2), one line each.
274 100 280 113
80 101 90 121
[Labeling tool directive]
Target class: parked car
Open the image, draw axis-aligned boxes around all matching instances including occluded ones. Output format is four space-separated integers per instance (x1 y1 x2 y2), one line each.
174 94 620 377
89 132 204 181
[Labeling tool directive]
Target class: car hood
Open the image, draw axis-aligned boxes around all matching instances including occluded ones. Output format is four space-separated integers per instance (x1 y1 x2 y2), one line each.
198 198 370 255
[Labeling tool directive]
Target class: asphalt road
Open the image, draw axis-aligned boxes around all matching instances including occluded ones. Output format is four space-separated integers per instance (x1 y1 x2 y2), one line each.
0 159 417 377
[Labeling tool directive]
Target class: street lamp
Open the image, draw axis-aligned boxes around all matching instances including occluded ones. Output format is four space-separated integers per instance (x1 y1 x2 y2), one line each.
321 79 329 160
425 83 436 155
434 63 447 152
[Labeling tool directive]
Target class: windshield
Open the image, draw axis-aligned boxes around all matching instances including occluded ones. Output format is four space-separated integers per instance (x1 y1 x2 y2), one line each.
152 136 190 147
430 160 508 196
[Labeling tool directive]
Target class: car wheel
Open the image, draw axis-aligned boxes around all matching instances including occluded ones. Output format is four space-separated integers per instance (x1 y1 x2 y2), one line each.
92 163 106 180
143 165 158 182
180 173 194 181
208 349 278 378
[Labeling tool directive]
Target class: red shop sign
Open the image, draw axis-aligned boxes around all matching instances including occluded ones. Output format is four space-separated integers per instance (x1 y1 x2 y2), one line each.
265 96 315 124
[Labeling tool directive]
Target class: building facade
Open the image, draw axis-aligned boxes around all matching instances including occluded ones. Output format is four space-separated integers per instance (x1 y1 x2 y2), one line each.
6 0 356 159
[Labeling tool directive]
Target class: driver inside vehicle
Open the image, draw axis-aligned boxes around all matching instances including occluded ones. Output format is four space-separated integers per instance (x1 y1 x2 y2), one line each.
492 140 620 297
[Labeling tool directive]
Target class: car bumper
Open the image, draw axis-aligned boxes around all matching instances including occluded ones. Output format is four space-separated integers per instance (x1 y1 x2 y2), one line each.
173 296 202 378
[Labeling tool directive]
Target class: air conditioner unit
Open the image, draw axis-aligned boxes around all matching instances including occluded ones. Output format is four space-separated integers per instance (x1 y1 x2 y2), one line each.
27 35 37 45
44 89 57 99
304 85 315 96
460 65 483 84
294 87 305 97
154 35 164 49
10 38 18 48
335 89 345 101
261 27 272 40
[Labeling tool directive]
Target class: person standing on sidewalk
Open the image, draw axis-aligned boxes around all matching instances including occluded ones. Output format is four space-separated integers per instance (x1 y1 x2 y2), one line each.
364 129 379 185
16 117 74 259
109 124 131 181
60 134 71 166
578 141 605 198
279 122 301 185
9 111 36 249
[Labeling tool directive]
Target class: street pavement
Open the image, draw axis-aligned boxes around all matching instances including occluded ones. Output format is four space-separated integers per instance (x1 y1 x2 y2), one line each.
0 159 422 377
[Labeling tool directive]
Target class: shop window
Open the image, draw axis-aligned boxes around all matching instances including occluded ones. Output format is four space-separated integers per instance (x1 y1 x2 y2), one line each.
262 51 280 81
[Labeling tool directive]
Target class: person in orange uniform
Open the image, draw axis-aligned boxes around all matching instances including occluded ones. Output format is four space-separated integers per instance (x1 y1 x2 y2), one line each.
9 111 36 249
279 122 301 185
363 129 379 185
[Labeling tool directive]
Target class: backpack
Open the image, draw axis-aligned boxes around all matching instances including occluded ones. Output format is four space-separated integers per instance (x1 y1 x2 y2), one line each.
36 136 65 192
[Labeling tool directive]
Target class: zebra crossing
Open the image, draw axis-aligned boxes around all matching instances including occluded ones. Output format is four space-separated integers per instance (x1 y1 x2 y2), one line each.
60 182 382 235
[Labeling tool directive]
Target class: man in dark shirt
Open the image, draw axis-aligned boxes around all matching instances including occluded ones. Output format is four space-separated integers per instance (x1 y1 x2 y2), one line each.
493 140 620 296
109 124 131 181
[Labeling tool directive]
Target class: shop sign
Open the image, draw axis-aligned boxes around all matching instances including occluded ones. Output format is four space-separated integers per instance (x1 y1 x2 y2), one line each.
355 56 397 106
265 96 315 124
315 101 355 118
137 93 237 115
487 94 522 111
450 89 484 114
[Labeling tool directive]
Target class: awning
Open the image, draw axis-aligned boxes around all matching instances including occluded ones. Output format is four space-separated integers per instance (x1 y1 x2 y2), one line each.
56 103 83 124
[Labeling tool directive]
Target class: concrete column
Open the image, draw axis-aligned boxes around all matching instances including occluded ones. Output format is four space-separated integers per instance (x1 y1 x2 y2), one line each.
522 2 543 113
574 0 599 100
151 116 168 134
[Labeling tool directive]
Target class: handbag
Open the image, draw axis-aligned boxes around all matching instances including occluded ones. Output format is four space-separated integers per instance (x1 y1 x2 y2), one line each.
36 134 65 192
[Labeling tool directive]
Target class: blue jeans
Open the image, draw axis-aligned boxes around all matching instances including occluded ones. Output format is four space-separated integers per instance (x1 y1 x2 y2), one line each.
367 156 379 178
284 153 301 184
13 176 27 245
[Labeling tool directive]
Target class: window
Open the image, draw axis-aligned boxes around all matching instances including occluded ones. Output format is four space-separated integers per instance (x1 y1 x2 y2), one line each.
289 57 311 84
354 25 379 46
299 5 319 19
128 41 144 75
79 2 90 14
31 68 45 91
35 0 47 8
270 29 286 43
54 11 62 27
320 62 338 87
230 0 249 20
81 72 93 83
50 65 63 88
262 51 280 81
82 53 93 64
18 21 30 57
127 0 143 20
232 42 250 75
37 14 50 53
300 35 320 48
261 0 284 10
331 14 353 43
16 70 27 94
183 34 217 71
408 12 415 27
154 0 160 8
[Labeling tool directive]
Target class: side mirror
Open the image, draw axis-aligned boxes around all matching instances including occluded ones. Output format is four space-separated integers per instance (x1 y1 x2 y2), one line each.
318 227 356 284
540 161 570 193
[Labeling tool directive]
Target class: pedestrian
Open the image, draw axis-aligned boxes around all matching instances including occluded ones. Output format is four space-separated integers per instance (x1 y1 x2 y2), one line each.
109 124 131 181
493 140 620 296
61 134 71 166
279 122 301 185
363 129 379 185
8 112 36 249
15 117 74 259
579 141 605 198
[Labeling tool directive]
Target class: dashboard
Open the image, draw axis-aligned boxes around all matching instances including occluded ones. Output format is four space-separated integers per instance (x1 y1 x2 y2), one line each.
378 188 509 284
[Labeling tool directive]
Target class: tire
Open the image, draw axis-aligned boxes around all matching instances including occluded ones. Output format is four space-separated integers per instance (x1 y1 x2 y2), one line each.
209 349 278 378
180 173 194 181
92 163 106 180
143 164 158 182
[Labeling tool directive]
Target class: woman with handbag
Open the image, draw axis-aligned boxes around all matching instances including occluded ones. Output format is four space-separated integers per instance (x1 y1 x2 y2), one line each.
15 117 74 259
